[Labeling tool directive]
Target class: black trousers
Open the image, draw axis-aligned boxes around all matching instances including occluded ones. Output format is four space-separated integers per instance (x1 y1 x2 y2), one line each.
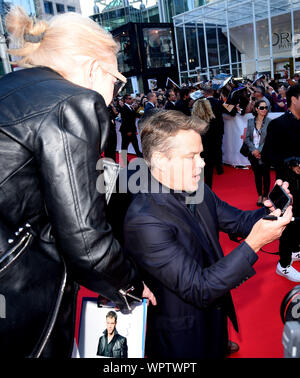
278 169 300 267
249 155 270 197
120 132 143 163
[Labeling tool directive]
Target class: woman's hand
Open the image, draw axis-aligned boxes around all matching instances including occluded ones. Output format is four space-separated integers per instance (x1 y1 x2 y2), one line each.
252 149 261 159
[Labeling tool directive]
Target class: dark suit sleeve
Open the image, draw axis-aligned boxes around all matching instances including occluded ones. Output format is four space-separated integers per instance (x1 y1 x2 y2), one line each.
125 213 259 309
97 337 103 356
120 337 128 358
211 189 267 239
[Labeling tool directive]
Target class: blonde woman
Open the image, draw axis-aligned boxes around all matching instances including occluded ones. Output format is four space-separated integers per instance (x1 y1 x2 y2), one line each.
0 7 155 358
192 98 216 188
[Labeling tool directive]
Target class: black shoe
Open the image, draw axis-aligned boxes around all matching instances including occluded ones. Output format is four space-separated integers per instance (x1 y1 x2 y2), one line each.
256 196 263 207
226 340 240 355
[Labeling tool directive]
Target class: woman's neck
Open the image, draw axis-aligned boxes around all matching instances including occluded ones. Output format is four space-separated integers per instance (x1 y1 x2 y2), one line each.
257 115 264 121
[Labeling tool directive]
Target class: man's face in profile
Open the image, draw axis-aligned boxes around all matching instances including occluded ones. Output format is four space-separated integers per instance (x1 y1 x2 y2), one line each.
106 317 116 336
169 91 176 102
159 130 205 193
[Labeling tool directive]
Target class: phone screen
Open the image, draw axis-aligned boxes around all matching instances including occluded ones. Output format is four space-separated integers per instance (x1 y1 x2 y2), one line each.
269 185 291 212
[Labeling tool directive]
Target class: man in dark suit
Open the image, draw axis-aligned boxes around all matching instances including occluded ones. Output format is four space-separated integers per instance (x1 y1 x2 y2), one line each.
164 89 176 110
124 110 292 358
144 92 157 115
175 87 191 116
120 94 142 164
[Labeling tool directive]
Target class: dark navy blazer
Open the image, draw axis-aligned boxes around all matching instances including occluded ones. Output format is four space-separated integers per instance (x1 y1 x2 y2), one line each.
124 176 266 358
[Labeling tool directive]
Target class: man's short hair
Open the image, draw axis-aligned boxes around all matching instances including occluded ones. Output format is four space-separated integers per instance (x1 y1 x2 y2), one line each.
254 86 264 95
286 83 300 107
202 85 214 95
166 89 175 100
139 110 206 165
106 311 117 321
147 92 156 101
179 88 191 100
123 94 132 101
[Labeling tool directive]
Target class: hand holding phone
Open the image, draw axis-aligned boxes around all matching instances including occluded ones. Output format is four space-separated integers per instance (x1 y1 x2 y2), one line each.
268 183 292 214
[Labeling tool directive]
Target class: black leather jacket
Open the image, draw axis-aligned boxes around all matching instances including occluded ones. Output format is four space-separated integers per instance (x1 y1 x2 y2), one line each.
97 329 128 358
0 67 142 357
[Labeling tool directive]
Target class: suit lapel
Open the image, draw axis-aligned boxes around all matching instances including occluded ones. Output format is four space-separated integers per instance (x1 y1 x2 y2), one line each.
152 193 216 264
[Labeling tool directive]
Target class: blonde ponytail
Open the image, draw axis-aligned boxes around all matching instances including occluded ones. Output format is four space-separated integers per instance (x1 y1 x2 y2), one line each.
6 6 48 67
5 6 119 76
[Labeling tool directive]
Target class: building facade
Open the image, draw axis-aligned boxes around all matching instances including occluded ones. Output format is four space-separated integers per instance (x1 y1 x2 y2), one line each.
173 0 300 83
112 22 179 93
34 0 81 19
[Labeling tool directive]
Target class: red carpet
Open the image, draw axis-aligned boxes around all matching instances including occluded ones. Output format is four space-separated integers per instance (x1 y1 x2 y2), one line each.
213 165 298 358
75 164 298 358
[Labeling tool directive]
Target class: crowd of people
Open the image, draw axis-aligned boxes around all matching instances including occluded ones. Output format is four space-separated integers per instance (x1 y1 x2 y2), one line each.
105 71 299 189
0 6 299 361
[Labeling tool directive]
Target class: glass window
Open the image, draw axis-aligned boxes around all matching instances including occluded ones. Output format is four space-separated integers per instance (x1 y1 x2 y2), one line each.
44 1 54 15
67 6 76 12
115 32 134 73
206 26 219 67
143 28 175 69
185 24 199 70
56 3 65 13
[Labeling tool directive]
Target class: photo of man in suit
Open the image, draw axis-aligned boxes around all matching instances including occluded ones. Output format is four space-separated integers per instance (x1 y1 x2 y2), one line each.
120 94 143 164
123 110 292 358
97 311 128 358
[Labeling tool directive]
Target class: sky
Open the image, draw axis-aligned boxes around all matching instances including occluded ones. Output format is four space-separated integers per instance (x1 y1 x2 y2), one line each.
79 0 158 17
80 0 96 17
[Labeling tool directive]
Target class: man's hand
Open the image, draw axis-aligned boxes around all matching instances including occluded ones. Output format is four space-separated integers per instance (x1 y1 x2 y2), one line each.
245 205 293 253
142 283 157 306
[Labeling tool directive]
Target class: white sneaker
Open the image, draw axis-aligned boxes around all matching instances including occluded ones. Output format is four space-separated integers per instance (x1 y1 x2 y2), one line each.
292 252 300 262
276 262 300 282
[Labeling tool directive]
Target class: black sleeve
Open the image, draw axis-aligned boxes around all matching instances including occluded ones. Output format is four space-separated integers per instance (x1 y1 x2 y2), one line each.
35 91 143 306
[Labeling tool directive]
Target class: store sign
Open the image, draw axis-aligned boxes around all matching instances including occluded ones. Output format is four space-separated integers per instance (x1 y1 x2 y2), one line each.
272 32 293 50
259 31 300 56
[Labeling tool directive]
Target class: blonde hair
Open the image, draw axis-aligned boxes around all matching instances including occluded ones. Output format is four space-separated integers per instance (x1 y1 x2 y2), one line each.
192 99 215 123
6 6 119 77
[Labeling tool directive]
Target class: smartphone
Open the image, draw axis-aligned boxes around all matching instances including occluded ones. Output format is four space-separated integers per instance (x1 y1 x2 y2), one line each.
268 184 291 214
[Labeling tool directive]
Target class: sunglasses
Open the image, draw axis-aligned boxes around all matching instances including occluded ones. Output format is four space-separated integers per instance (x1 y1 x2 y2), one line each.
98 63 127 98
258 106 268 110
113 80 126 98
